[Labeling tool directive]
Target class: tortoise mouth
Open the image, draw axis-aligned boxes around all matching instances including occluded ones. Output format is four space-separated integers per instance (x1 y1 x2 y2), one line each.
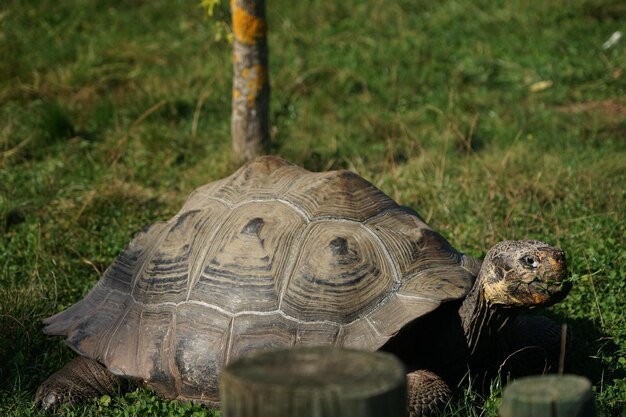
518 276 571 307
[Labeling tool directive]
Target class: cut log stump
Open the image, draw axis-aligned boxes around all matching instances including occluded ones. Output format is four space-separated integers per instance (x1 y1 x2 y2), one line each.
220 346 407 417
499 374 595 417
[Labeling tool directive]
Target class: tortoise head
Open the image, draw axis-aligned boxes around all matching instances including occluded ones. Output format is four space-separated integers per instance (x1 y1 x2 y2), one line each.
480 240 570 308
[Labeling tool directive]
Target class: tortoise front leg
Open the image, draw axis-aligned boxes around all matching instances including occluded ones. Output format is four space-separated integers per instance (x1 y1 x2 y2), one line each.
36 356 124 410
407 369 451 417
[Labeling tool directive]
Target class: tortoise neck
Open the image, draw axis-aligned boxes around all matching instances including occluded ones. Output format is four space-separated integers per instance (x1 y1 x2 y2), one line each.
459 281 517 363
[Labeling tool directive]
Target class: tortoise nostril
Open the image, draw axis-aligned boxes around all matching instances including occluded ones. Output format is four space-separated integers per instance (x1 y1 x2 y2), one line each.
553 249 566 263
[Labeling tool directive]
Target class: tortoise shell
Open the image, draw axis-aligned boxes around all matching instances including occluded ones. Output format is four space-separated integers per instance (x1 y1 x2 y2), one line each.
43 156 477 403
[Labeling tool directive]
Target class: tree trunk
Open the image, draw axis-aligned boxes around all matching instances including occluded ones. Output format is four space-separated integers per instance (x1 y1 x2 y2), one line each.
220 347 407 417
231 0 269 160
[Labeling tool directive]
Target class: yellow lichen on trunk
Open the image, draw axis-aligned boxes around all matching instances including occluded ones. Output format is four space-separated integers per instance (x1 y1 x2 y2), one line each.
243 64 266 105
231 0 266 45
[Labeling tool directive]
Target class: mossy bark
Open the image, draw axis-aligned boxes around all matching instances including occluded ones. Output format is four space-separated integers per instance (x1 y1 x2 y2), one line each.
231 0 269 160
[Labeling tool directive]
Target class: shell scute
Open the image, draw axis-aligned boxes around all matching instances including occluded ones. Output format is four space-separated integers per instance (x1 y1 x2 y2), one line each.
366 294 439 339
280 220 395 323
134 305 178 397
283 169 398 221
132 204 227 305
190 201 307 313
187 156 307 206
104 302 142 377
173 303 231 401
228 313 297 362
66 289 133 361
366 208 473 301
335 317 385 350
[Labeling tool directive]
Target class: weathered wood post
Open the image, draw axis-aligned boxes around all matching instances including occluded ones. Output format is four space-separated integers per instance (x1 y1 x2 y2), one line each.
499 375 596 417
220 346 407 417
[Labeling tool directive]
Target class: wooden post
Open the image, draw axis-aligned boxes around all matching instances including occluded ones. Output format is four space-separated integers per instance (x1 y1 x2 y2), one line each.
220 346 407 417
499 375 596 417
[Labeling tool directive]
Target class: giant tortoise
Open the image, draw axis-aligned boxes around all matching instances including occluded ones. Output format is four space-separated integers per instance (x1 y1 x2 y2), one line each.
36 156 571 415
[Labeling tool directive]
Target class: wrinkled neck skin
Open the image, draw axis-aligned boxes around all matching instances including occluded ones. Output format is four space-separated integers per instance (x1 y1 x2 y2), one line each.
459 276 517 365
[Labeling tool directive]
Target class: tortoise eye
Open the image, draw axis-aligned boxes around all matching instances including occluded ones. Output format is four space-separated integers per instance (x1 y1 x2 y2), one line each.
522 255 539 269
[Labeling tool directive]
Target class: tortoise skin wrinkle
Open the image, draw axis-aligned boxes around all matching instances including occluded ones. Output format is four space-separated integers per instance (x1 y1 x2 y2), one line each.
37 156 571 416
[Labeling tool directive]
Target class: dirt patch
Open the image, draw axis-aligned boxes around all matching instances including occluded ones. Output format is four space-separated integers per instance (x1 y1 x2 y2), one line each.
556 100 626 121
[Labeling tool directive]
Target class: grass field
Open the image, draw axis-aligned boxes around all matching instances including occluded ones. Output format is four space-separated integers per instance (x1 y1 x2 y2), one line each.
1 0 624 415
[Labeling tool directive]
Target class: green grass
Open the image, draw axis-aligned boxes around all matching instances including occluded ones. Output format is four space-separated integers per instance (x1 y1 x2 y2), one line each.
1 0 624 415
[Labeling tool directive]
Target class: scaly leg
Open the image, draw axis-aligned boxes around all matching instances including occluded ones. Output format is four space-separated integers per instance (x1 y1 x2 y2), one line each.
407 369 451 417
36 356 124 410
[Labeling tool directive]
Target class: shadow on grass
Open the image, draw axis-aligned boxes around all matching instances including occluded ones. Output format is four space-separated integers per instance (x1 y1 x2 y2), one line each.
525 311 625 416
567 316 626 382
